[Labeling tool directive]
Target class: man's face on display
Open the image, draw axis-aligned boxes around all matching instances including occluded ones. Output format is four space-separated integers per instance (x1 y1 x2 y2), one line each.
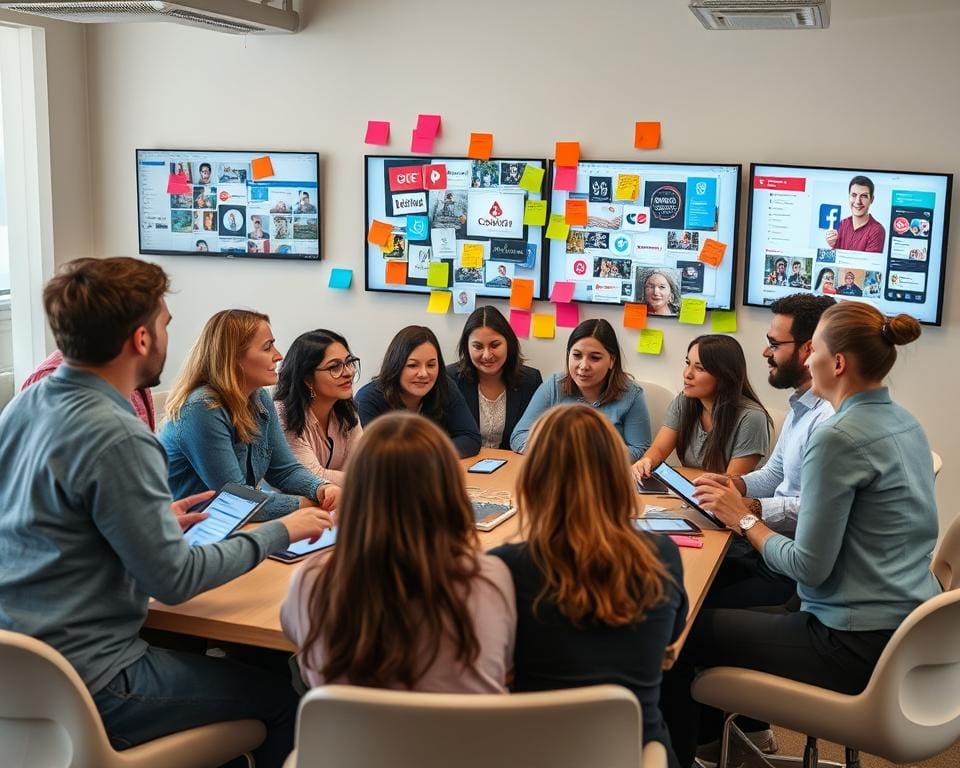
849 184 873 219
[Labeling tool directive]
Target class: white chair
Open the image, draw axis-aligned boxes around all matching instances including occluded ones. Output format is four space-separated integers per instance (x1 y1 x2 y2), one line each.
691 588 960 768
283 684 667 768
0 629 265 768
637 380 678 464
933 512 960 590
932 450 943 480
151 389 169 431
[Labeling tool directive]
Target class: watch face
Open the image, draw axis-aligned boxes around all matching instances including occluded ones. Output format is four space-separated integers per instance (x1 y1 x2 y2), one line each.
739 514 759 531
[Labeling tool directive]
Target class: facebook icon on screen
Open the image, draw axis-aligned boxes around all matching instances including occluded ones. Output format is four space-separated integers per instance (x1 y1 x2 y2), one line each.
819 204 842 230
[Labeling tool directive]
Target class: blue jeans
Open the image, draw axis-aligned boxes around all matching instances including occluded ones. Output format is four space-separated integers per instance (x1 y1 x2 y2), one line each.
93 646 298 768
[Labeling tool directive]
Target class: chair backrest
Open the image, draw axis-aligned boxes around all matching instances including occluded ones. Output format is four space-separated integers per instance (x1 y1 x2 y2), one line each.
932 450 943 480
636 380 677 464
152 389 169 431
933 513 960 590
0 629 117 768
292 684 643 768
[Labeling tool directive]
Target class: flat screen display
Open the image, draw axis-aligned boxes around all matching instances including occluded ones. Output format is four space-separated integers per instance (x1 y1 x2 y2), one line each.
137 149 321 261
745 163 953 325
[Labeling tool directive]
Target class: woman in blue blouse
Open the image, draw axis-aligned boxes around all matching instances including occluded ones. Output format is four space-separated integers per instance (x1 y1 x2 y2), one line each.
160 309 338 521
510 318 651 461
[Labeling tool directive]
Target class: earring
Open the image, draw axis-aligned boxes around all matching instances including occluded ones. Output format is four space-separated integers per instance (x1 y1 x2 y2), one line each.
307 383 316 399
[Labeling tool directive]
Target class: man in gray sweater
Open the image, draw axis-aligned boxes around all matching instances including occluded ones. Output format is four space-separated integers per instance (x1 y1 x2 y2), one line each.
0 257 332 768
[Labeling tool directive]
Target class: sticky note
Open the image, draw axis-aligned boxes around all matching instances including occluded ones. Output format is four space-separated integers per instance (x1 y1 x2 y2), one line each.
166 173 191 195
555 141 580 166
510 278 534 310
623 302 648 330
427 261 449 288
711 310 738 333
556 302 580 328
546 213 570 241
550 281 576 303
328 268 352 289
509 309 532 338
615 174 640 201
251 156 275 181
634 121 661 150
519 165 545 193
699 238 727 267
524 200 548 227
416 113 442 137
461 243 483 268
427 290 452 314
365 120 390 145
468 132 493 161
679 297 708 325
637 329 664 355
367 219 392 247
532 313 556 339
411 130 435 154
406 215 429 241
565 199 587 226
385 260 407 285
554 165 578 192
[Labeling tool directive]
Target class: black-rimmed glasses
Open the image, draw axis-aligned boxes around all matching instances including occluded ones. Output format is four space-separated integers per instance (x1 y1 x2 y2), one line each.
765 337 798 351
317 356 360 379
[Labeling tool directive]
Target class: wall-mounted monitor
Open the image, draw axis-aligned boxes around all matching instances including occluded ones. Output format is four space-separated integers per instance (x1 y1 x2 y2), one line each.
364 155 547 299
546 160 741 314
745 163 953 325
137 149 321 261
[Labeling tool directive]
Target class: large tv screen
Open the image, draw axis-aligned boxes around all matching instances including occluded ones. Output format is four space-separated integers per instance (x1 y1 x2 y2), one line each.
546 160 741 313
364 155 547 299
745 163 953 325
137 149 321 261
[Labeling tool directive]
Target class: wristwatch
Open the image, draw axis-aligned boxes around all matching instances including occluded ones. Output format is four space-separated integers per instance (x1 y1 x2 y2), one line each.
739 513 760 535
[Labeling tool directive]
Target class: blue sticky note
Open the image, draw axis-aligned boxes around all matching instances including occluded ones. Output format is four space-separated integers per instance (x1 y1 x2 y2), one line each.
685 177 718 230
407 215 429 241
328 268 353 290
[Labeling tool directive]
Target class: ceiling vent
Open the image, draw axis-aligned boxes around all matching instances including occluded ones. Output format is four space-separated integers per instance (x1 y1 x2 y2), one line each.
689 0 829 30
0 0 299 34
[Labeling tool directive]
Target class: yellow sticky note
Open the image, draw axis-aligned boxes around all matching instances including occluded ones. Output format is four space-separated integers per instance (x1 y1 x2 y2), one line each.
637 329 664 355
546 213 570 241
251 155 275 180
427 290 452 314
678 297 708 325
615 174 640 201
461 243 483 268
427 261 449 288
699 238 727 267
524 199 548 227
532 313 556 339
519 165 545 193
711 310 738 333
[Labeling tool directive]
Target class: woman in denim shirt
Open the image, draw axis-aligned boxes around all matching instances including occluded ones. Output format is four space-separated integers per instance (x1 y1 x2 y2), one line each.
160 309 338 521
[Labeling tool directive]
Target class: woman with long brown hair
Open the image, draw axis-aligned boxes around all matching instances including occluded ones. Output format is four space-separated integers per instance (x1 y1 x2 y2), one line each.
281 412 515 692
492 404 687 767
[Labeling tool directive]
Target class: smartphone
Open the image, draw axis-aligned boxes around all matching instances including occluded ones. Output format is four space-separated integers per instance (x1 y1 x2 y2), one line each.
468 458 507 474
269 526 338 563
183 483 268 546
633 517 702 535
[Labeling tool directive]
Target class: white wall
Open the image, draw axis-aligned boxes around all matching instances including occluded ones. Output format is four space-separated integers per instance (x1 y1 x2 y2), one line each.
82 0 958 528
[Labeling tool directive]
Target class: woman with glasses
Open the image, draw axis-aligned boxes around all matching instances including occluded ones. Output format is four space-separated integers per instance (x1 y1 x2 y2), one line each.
275 329 361 486
160 310 338 521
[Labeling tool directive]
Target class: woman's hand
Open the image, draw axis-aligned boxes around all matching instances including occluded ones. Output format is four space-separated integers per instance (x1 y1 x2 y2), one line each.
281 507 336 544
317 483 340 511
632 457 654 481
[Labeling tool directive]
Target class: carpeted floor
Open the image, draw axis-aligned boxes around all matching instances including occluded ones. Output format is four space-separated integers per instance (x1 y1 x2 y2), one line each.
762 728 960 768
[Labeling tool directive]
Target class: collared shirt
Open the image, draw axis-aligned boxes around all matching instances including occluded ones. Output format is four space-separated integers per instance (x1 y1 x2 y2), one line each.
742 387 834 536
836 214 886 253
275 400 362 477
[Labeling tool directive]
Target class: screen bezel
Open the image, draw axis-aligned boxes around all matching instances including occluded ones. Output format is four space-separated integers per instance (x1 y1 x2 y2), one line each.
650 463 720 524
136 148 322 262
634 517 702 535
467 458 507 474
743 162 953 326
269 526 338 563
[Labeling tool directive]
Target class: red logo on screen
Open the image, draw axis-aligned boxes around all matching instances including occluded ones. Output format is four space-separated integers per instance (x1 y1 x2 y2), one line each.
423 164 447 190
573 259 587 276
219 191 230 202
754 176 806 192
489 201 503 217
893 217 910 235
389 165 423 192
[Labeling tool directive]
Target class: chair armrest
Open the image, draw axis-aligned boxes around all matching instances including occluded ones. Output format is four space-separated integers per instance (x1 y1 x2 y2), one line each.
642 740 668 768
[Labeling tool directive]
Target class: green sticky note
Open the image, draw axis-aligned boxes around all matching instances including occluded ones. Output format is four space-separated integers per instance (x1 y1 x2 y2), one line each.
519 165 545 193
678 297 708 325
545 212 570 240
524 199 547 227
711 310 737 333
427 261 449 288
637 329 664 355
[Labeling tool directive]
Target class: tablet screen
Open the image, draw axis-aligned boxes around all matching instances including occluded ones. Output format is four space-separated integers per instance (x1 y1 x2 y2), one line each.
184 490 261 546
650 464 720 523
634 518 700 534
284 526 338 556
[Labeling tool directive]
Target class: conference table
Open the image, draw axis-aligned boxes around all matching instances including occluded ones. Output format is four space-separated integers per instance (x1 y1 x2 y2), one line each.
146 449 731 665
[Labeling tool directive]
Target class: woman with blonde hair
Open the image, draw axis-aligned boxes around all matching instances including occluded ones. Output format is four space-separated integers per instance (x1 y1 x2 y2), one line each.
160 309 337 520
282 412 515 692
492 404 687 767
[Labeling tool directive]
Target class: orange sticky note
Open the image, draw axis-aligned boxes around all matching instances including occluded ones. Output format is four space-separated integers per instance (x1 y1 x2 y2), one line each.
555 141 580 167
510 278 534 310
699 238 727 267
368 220 392 247
468 132 493 161
251 156 275 180
623 303 648 330
385 261 407 285
565 199 587 226
634 121 661 150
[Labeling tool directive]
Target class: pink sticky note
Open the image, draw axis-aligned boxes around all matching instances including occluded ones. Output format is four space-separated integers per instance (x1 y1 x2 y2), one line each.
166 172 191 195
554 165 578 192
556 302 580 328
365 120 390 145
411 130 435 154
550 281 576 303
509 309 532 339
416 114 442 137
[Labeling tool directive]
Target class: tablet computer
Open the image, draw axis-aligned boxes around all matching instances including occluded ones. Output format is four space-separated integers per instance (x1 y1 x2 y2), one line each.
633 517 702 535
468 458 507 474
183 483 268 546
472 500 517 531
650 463 722 525
269 526 338 563
635 474 670 495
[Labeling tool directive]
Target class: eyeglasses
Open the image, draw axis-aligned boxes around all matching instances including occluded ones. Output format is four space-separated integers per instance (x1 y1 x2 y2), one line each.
765 337 798 351
317 356 360 379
